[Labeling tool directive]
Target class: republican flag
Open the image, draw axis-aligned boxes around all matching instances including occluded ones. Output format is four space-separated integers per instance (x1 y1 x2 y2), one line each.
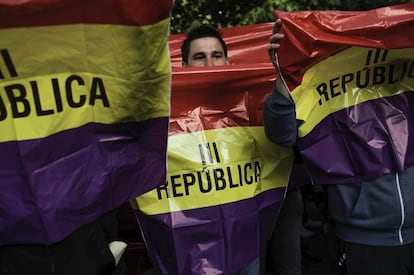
0 0 173 245
274 3 414 184
133 24 293 274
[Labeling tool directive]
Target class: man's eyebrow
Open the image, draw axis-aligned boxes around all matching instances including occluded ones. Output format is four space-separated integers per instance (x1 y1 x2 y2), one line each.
192 52 207 57
212 50 224 55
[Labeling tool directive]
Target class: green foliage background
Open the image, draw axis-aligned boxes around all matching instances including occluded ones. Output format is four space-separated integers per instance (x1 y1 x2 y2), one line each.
170 0 412 33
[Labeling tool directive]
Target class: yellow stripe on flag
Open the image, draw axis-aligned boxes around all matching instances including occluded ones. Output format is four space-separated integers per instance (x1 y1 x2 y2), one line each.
292 47 414 138
0 19 171 142
135 126 293 215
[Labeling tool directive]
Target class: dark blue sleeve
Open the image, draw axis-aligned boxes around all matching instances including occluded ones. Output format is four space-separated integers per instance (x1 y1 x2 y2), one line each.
263 83 298 147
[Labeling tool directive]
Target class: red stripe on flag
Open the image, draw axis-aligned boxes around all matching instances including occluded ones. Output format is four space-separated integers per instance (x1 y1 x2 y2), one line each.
169 65 275 135
0 0 173 28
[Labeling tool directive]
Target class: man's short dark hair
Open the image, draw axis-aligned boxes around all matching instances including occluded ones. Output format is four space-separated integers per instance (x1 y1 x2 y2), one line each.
181 25 228 64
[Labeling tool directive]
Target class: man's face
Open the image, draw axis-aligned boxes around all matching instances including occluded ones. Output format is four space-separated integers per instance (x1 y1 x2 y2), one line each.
184 37 228 67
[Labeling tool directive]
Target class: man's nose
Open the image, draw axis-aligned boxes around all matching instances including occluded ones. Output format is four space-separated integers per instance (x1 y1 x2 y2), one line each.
205 57 213 66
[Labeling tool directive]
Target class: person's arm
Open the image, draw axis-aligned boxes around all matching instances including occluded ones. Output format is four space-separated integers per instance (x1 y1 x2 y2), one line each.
263 18 298 147
263 83 297 147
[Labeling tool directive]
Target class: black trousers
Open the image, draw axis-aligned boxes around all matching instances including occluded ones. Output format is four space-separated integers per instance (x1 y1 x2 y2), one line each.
269 188 303 275
0 211 128 275
342 240 414 275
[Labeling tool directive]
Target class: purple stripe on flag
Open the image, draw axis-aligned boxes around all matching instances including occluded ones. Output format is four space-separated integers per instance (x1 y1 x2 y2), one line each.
135 187 285 275
298 91 414 185
0 116 168 245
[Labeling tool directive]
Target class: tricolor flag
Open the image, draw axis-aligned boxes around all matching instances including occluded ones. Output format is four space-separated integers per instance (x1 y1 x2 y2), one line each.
133 25 293 275
274 3 414 185
0 0 173 245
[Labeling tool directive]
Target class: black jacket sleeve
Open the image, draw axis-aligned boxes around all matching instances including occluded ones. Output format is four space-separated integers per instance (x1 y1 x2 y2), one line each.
263 81 298 147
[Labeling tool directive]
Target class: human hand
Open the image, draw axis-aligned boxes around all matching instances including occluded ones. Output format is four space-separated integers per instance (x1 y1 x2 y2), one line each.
268 18 284 69
268 18 291 99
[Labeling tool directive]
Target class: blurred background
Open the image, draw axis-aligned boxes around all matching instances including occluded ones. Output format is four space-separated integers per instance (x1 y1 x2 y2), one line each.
169 0 412 33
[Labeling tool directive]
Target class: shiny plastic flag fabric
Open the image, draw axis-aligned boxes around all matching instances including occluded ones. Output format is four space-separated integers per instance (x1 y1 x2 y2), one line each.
0 0 172 245
274 3 414 185
133 27 293 274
